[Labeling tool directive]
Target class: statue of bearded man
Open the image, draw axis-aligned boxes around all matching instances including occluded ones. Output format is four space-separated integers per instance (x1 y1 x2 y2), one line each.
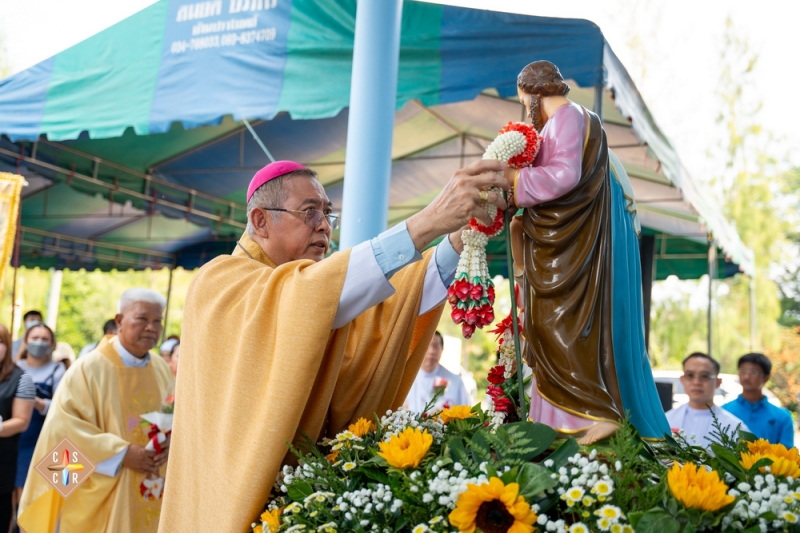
507 60 669 444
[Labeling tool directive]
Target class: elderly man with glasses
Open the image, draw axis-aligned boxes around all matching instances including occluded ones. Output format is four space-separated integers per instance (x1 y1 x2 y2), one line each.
666 352 749 448
161 159 508 532
723 352 795 448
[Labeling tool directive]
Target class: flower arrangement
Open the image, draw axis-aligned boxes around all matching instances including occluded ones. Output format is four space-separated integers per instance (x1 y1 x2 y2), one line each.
448 122 541 339
250 401 800 533
137 393 174 501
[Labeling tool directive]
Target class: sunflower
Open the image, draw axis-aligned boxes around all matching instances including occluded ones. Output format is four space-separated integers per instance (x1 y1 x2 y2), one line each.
666 462 734 512
439 405 476 424
449 477 537 533
348 417 376 438
261 508 281 532
377 427 433 469
739 439 800 478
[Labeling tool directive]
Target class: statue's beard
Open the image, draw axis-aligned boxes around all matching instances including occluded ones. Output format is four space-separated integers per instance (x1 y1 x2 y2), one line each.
529 95 545 132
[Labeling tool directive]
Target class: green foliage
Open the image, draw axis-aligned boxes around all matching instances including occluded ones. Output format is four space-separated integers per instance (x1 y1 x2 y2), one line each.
0 266 195 352
649 294 708 369
606 419 665 513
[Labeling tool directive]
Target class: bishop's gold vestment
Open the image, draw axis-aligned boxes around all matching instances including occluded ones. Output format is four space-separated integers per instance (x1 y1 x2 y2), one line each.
17 338 174 533
159 233 442 532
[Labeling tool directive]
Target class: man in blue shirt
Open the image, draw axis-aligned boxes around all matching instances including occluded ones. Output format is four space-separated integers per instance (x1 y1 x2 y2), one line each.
723 352 795 448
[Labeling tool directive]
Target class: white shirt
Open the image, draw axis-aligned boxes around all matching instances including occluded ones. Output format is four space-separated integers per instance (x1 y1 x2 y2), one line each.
405 365 471 414
666 403 750 448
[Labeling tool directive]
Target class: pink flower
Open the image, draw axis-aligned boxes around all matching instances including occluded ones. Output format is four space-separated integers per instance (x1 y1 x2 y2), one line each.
433 377 449 390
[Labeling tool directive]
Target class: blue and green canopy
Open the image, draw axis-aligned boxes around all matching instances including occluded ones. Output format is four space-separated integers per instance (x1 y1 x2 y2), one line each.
0 0 752 278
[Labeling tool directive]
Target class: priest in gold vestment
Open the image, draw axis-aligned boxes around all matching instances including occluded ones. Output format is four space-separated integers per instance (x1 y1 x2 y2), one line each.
159 159 508 532
17 289 174 533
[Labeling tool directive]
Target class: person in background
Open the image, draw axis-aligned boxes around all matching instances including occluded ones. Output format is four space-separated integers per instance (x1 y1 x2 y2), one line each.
168 343 180 377
723 352 795 448
11 311 43 357
0 324 34 533
17 288 174 533
159 338 179 365
13 323 66 505
665 352 748 448
78 318 118 358
405 331 471 413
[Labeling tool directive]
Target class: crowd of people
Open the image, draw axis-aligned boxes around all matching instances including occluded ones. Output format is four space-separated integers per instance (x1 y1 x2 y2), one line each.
0 301 181 532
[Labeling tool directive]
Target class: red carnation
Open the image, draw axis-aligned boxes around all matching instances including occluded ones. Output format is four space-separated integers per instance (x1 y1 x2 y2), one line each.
487 384 504 398
487 366 505 385
493 396 513 413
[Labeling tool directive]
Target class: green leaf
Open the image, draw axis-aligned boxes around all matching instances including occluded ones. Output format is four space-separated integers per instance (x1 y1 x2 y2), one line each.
546 438 579 468
500 422 557 461
516 463 558 501
666 496 678 516
470 430 492 463
287 481 313 502
709 445 745 475
361 466 391 485
445 437 471 465
631 508 682 533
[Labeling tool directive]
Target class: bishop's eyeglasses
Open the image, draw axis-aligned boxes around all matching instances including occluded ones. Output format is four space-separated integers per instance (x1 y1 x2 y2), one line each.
261 207 340 230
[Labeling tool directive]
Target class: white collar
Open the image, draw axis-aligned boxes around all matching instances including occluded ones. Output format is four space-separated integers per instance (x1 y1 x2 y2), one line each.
113 338 151 368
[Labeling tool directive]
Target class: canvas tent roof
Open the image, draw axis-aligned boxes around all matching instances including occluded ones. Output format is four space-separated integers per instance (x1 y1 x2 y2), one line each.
0 0 752 279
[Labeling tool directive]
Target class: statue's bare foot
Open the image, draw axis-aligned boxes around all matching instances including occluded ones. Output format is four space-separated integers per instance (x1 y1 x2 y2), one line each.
577 421 620 446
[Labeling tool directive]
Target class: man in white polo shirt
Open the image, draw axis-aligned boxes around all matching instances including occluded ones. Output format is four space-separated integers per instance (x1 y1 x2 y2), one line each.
666 352 748 448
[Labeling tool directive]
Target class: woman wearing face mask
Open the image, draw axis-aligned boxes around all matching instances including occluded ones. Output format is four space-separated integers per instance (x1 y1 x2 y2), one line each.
0 323 34 532
13 324 65 501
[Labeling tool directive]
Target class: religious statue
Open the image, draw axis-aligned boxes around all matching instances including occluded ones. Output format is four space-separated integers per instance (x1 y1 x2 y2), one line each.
507 60 670 444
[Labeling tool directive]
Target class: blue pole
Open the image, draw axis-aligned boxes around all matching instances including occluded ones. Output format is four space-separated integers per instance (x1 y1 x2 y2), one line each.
339 0 404 249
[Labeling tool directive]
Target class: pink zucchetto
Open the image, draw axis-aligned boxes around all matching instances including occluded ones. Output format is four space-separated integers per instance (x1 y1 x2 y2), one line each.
246 160 309 202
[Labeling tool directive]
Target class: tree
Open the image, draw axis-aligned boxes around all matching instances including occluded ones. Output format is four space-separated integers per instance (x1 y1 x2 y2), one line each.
709 18 788 358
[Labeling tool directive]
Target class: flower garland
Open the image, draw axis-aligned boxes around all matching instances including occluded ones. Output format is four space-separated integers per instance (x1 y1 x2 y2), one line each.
484 307 523 428
448 122 540 338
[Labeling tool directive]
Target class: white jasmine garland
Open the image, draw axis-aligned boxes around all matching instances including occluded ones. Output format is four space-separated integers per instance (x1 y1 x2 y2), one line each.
483 130 528 162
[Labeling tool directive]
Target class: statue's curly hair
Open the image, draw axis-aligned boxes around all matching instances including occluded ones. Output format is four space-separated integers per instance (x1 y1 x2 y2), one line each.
517 61 570 130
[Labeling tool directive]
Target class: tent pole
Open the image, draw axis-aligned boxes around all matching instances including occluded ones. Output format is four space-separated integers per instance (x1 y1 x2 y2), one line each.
749 276 757 351
9 206 21 337
707 234 715 357
594 85 604 122
339 0 403 248
162 267 174 343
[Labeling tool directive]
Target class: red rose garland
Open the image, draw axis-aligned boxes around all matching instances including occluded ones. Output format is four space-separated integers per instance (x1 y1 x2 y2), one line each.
448 122 541 338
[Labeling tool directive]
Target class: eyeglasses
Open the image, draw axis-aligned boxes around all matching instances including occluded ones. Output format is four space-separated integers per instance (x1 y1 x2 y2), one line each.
738 369 765 377
260 207 340 230
683 372 717 382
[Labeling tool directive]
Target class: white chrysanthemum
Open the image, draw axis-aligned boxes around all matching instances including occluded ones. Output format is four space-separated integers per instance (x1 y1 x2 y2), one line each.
568 522 589 533
484 130 527 162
